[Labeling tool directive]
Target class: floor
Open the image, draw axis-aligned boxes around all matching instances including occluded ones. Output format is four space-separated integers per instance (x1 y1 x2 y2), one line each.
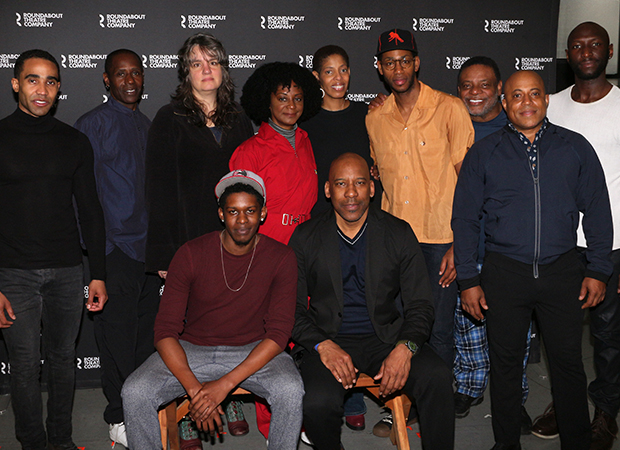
0 316 618 450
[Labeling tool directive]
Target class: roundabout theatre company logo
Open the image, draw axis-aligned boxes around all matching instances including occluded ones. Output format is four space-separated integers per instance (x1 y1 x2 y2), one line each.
61 54 106 69
338 16 381 31
261 15 304 30
485 19 524 33
142 54 178 69
515 57 553 71
0 54 20 69
99 13 146 28
15 12 63 27
412 17 454 32
180 14 226 29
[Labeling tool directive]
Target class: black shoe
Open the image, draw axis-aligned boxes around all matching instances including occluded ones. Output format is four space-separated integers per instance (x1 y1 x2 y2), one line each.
590 407 618 450
520 406 532 435
454 392 484 418
490 444 521 450
47 443 78 450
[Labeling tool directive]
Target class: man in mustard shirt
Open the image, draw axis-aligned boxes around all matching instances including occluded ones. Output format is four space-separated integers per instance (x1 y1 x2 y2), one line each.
366 28 474 376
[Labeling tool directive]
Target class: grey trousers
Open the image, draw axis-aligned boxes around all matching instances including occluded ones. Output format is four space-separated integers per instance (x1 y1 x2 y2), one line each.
121 340 304 450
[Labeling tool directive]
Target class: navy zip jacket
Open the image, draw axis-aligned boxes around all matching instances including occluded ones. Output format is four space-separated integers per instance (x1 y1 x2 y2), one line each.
452 122 613 290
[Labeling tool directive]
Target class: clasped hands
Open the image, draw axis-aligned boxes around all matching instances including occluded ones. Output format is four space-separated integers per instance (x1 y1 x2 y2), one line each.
317 339 412 397
187 378 233 436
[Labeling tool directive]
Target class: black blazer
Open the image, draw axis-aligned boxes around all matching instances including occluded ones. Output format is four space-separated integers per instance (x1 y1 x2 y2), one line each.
290 207 434 353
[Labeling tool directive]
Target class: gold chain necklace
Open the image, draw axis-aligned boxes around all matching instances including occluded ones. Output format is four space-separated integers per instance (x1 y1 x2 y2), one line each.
220 231 258 292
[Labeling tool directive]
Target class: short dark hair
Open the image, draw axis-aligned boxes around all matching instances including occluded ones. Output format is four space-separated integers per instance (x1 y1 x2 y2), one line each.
173 33 237 128
240 62 322 126
104 49 143 74
14 49 60 79
312 45 350 73
457 56 501 86
218 183 265 209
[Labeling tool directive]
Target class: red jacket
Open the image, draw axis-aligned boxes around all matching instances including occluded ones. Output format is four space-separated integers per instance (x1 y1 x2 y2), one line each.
230 122 317 244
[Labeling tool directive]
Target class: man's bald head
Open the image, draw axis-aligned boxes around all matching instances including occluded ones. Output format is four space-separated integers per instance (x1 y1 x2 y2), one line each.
503 70 546 96
568 22 610 48
328 153 370 182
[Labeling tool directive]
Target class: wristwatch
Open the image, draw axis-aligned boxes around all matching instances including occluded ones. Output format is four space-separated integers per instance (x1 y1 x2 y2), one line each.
396 340 419 356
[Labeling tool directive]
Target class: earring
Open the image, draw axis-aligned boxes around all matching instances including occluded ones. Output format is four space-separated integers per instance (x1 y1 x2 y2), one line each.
320 88 325 99
105 85 110 90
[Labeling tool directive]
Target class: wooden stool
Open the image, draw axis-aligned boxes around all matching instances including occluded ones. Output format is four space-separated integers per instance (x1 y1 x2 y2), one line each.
354 373 412 449
157 373 412 450
158 386 250 450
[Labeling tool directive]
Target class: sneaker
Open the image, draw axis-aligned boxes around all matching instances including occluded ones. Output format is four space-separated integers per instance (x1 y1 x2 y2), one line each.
454 392 484 418
179 416 202 450
300 431 313 446
0 394 10 415
373 413 394 437
531 402 559 439
520 406 532 435
109 422 128 448
590 407 618 450
372 410 418 437
226 400 249 436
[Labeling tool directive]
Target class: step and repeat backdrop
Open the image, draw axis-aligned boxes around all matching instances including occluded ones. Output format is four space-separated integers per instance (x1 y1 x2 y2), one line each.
0 0 559 389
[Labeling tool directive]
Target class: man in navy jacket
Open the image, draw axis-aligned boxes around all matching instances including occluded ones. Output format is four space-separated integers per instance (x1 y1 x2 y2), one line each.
452 70 613 450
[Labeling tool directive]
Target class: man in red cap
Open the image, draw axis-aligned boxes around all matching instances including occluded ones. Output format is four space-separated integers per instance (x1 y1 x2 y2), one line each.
366 28 474 433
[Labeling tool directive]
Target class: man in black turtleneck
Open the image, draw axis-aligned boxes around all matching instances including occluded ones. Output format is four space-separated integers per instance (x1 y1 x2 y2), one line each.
0 49 107 450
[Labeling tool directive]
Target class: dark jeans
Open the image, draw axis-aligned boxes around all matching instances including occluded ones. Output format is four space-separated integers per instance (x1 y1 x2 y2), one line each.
420 242 457 367
300 334 454 450
94 247 160 424
483 251 590 449
0 265 83 450
586 247 620 417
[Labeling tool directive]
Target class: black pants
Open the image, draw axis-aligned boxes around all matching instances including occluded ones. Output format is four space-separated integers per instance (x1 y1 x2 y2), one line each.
94 247 161 424
300 334 454 450
483 251 591 449
585 247 620 418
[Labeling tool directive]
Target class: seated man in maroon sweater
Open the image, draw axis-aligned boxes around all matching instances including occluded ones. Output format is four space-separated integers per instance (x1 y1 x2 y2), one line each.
121 170 304 450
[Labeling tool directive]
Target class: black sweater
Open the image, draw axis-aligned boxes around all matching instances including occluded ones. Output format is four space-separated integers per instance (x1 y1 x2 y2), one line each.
302 102 380 217
0 108 106 280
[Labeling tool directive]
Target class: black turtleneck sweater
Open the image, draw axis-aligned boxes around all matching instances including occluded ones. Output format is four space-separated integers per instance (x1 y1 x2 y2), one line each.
0 108 106 280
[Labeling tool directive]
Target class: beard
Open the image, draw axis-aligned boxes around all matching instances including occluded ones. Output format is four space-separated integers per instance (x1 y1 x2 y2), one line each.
570 59 608 81
466 96 499 118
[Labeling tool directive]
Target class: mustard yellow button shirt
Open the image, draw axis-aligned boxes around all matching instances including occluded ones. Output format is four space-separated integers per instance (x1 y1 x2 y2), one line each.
366 82 474 244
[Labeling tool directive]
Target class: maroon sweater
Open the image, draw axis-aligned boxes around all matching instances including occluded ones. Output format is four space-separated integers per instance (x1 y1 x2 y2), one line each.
154 231 297 350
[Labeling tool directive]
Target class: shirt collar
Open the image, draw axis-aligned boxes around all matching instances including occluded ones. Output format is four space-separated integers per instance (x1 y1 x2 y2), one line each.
106 95 141 117
508 117 549 145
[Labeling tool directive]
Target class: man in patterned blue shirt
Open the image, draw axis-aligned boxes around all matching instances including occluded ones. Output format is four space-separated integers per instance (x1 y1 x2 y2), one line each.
453 70 613 450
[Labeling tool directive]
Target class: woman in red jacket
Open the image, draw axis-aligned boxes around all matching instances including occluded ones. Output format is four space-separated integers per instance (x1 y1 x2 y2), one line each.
230 62 322 245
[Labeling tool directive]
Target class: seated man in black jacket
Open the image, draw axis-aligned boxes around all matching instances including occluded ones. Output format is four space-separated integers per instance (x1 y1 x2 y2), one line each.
452 70 613 450
290 153 454 450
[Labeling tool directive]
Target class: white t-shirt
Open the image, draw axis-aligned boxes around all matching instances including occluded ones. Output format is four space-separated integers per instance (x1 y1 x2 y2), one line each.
548 85 620 250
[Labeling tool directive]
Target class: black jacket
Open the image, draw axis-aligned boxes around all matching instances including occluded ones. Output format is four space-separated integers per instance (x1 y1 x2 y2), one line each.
289 207 434 353
144 101 254 272
452 122 613 289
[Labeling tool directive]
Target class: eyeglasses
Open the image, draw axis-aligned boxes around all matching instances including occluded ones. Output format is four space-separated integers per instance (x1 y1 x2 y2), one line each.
381 58 414 71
